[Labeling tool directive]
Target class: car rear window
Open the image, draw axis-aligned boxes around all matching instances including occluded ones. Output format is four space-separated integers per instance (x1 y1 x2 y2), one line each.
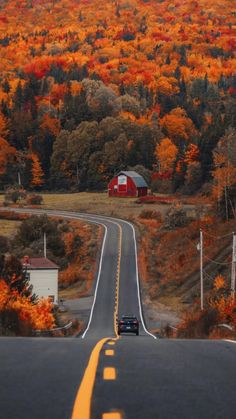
122 318 137 322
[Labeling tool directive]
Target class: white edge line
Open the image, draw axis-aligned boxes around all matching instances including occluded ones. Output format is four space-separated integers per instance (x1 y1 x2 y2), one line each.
81 221 107 338
224 339 236 344
47 213 109 339
127 220 157 340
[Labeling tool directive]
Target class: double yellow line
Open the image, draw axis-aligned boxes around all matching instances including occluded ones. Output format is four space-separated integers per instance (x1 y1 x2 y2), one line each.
71 223 122 419
114 224 122 338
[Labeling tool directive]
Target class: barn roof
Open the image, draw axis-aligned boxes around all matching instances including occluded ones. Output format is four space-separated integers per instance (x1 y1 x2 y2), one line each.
118 171 148 188
22 258 59 270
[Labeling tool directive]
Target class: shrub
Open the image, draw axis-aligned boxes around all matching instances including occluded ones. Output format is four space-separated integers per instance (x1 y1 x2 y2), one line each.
5 186 27 203
177 308 218 338
3 200 10 207
139 210 162 221
164 203 188 229
27 194 43 205
0 235 10 253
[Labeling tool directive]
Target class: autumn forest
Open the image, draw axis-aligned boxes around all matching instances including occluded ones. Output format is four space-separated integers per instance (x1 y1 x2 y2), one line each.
0 0 235 199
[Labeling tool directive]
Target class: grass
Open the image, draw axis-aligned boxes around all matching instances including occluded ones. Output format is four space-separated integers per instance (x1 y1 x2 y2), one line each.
59 281 89 300
0 191 198 220
0 220 21 237
39 192 183 219
42 192 151 218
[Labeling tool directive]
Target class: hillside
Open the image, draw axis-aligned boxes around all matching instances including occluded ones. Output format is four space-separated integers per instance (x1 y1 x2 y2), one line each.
0 0 235 198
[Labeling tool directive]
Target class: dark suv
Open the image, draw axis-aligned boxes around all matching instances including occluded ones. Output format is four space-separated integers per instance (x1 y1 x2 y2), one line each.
118 315 139 336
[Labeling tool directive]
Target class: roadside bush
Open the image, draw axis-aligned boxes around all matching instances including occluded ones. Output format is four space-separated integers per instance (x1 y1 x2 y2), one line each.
3 200 10 207
177 308 218 338
0 235 10 254
164 203 188 229
27 194 43 205
139 210 162 221
5 186 27 204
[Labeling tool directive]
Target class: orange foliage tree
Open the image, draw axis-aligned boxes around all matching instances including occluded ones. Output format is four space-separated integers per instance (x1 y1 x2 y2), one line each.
40 114 61 137
0 280 55 334
0 112 9 137
155 137 178 173
161 108 197 142
31 153 44 187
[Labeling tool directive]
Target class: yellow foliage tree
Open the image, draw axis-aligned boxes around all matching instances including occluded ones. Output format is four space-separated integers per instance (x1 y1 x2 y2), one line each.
155 137 178 172
156 76 179 96
212 128 236 202
161 107 197 142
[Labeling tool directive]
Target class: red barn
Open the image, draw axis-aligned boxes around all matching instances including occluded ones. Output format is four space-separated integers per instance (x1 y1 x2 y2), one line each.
108 171 148 197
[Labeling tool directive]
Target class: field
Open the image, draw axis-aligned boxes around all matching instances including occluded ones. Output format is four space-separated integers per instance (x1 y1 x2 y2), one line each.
0 219 21 237
37 192 199 221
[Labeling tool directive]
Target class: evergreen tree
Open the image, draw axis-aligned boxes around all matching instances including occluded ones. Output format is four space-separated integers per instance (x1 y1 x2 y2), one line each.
0 254 35 301
13 82 23 112
2 79 10 93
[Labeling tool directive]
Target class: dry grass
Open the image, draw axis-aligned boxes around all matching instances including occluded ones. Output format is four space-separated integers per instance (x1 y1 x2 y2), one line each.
59 281 87 300
0 192 198 220
40 192 176 219
0 220 21 237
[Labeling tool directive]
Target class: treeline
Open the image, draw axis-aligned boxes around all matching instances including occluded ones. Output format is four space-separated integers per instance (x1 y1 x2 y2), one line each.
1 73 235 193
0 0 235 201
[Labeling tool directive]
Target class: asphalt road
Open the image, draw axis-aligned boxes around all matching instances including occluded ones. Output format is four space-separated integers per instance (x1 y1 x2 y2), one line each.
0 209 236 419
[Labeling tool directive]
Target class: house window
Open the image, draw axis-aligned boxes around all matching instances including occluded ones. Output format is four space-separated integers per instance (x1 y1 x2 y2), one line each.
49 295 55 303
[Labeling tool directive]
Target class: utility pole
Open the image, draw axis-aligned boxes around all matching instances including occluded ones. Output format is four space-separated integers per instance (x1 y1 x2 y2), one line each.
231 233 236 302
224 186 228 221
200 229 204 310
44 232 47 259
76 165 79 185
18 171 21 186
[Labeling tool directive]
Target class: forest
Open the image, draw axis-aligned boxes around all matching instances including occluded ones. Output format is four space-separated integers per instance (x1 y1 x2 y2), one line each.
0 0 235 204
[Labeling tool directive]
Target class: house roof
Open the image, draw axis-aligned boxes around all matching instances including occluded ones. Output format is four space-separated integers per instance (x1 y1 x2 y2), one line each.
22 258 59 270
118 171 148 188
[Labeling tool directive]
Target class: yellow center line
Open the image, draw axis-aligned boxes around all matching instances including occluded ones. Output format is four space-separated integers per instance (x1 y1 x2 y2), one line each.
71 337 110 419
103 367 116 380
105 349 114 356
102 413 122 419
114 224 122 338
71 222 122 419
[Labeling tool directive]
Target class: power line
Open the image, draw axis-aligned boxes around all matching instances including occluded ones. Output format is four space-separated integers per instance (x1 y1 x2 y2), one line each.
202 229 233 240
203 254 231 266
203 269 215 282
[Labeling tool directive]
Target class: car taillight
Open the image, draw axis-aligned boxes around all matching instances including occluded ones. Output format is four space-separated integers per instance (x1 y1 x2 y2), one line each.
120 321 124 324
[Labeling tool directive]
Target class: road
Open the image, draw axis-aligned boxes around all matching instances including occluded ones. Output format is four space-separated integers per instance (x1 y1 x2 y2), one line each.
0 209 236 419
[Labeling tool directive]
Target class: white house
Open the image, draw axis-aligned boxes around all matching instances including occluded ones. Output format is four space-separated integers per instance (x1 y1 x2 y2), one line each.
22 257 59 304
